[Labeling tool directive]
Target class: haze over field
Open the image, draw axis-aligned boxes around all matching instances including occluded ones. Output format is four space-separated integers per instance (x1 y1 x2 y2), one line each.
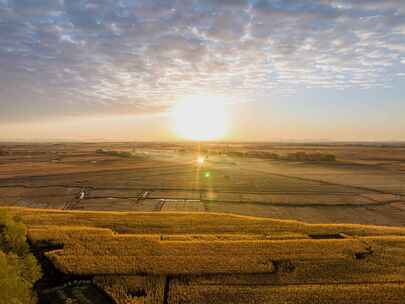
3 2 405 304
0 0 405 304
1 0 405 141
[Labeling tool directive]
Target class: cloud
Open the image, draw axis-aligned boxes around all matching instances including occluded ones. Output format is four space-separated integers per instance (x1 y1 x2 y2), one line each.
0 0 405 121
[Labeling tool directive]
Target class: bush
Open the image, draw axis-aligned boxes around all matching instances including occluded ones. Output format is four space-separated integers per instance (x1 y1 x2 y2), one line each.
1 219 29 255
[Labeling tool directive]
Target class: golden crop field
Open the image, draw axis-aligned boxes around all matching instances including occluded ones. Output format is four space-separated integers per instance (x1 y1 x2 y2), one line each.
168 283 405 304
2 207 404 304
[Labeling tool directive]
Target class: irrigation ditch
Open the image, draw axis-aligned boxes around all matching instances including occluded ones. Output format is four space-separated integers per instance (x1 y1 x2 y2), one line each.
29 240 116 304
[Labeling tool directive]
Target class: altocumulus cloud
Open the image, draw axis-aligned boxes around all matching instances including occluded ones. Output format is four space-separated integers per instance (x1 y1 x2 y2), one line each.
0 0 405 121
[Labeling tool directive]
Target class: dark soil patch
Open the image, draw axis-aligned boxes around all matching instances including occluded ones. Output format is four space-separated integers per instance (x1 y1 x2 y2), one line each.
308 233 346 239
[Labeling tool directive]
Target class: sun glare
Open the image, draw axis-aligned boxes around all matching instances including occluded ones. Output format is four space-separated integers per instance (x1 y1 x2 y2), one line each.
196 155 206 165
171 95 229 141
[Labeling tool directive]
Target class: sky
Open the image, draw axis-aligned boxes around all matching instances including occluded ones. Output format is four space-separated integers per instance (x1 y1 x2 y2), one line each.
0 0 405 141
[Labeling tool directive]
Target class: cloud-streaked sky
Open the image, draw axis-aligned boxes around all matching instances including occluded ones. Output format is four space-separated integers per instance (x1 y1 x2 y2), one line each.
1 0 405 141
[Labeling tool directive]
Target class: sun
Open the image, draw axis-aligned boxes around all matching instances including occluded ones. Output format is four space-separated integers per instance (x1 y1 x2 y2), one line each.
171 95 229 141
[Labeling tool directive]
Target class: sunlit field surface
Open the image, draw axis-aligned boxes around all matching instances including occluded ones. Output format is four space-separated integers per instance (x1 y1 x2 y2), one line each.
5 207 405 304
0 142 404 226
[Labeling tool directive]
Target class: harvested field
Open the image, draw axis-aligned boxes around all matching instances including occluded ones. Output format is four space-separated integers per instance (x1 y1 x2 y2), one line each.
160 200 205 212
203 192 378 205
149 190 201 200
1 143 405 225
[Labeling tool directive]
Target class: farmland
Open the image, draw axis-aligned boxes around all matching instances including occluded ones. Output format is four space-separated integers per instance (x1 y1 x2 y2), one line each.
0 142 404 226
1 142 405 303
3 207 405 304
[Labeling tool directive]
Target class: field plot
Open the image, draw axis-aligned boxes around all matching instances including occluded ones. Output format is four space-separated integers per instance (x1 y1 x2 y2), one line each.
0 185 77 209
149 190 201 200
168 283 405 304
160 200 206 212
78 198 141 211
1 142 405 225
6 207 405 304
203 192 377 205
247 159 405 196
87 189 144 199
205 201 405 226
13 207 405 235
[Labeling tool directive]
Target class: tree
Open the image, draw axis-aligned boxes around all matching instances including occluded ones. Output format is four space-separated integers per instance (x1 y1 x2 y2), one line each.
1 219 29 256
21 254 42 285
0 209 10 227
0 251 35 304
0 210 42 304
